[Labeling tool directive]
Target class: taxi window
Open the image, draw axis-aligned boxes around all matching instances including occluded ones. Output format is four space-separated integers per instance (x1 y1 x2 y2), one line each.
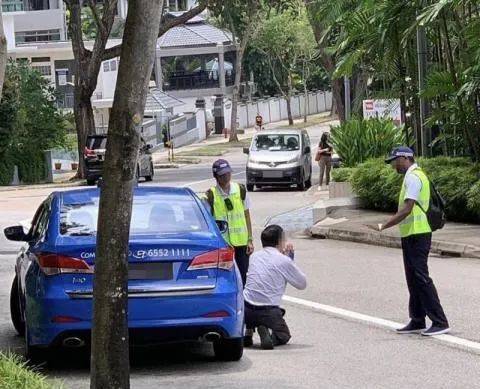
60 194 208 236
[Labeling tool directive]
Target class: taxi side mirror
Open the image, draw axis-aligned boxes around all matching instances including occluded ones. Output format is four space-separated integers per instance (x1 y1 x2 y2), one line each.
215 220 228 234
4 226 28 242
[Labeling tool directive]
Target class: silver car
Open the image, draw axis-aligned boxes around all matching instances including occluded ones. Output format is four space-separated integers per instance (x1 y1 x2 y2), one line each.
243 129 313 191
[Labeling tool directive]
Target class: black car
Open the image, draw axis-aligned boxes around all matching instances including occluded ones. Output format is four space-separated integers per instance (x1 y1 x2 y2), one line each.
84 135 154 185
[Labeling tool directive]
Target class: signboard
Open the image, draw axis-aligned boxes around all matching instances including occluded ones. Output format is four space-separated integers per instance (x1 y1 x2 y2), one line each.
362 99 402 126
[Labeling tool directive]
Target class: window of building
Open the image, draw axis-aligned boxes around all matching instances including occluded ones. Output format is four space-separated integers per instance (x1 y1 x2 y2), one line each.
31 57 51 63
15 29 61 44
27 0 58 11
168 0 187 11
32 65 52 76
2 1 25 12
110 60 117 71
103 61 110 72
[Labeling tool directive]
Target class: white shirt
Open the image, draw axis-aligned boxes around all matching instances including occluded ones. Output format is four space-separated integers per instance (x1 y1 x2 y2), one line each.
244 247 307 307
403 163 422 202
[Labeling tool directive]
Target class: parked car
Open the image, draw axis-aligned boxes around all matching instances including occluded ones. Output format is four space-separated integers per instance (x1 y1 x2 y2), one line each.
243 129 313 191
84 135 154 185
6 187 244 362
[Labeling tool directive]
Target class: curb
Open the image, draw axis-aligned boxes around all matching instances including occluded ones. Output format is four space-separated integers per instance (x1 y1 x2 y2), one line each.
0 180 84 192
310 225 480 259
154 163 179 169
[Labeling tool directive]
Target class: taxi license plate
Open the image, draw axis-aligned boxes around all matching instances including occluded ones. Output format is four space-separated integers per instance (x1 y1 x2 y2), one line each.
128 263 173 280
263 170 283 178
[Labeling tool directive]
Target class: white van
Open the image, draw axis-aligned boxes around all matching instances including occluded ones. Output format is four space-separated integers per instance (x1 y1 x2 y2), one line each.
243 129 313 191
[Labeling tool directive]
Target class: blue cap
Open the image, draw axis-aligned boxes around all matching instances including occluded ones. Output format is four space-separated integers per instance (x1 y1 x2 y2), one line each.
385 146 414 163
212 159 232 176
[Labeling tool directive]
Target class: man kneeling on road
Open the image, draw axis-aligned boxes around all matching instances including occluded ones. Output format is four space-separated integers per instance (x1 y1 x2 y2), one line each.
243 225 307 349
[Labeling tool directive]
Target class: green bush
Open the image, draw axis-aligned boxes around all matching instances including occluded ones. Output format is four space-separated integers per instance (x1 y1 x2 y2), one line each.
331 167 356 182
0 352 63 389
330 118 406 167
349 157 480 223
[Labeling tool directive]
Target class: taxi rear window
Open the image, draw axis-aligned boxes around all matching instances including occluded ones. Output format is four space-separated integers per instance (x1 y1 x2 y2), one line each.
60 194 208 236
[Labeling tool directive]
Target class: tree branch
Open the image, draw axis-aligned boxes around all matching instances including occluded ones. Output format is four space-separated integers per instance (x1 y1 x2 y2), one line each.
102 3 207 61
87 0 107 37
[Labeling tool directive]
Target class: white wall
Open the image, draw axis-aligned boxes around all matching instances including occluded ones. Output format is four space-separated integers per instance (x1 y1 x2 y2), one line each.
2 15 16 51
13 9 65 35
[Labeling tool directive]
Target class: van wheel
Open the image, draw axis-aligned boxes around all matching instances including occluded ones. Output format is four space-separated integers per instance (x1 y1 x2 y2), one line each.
213 337 243 361
297 173 306 191
305 175 312 189
10 276 25 336
246 184 254 192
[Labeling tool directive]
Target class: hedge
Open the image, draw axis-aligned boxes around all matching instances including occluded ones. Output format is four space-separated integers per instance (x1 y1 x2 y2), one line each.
334 157 480 223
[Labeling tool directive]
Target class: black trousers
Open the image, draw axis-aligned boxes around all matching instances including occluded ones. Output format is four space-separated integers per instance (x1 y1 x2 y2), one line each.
234 246 250 287
245 303 291 345
401 233 449 327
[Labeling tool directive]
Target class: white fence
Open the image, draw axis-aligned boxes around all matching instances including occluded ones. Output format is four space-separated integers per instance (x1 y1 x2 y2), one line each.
237 90 332 129
169 112 200 148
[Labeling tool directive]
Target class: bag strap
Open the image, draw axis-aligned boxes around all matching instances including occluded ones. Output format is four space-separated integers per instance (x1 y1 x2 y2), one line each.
205 188 214 211
239 183 246 201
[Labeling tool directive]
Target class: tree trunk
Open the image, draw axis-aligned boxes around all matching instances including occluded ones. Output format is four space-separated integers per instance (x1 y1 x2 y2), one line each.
90 1 164 388
304 81 308 123
230 43 245 142
0 7 7 101
74 92 96 178
331 78 345 122
286 73 294 125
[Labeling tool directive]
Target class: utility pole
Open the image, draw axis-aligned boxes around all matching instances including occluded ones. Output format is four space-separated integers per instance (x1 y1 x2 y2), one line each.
344 75 351 121
416 9 430 156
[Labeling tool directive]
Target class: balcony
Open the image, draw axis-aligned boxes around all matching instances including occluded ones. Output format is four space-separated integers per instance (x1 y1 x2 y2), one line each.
163 70 235 92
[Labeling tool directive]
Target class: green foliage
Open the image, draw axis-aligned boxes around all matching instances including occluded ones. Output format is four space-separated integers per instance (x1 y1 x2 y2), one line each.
0 352 63 389
331 167 356 182
349 157 480 223
330 118 406 167
0 60 67 185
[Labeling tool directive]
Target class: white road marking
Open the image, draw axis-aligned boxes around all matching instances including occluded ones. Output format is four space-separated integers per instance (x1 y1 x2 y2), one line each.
183 172 244 187
283 295 480 354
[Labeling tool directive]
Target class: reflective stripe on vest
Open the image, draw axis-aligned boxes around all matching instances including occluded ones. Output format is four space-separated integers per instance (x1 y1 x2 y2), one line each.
211 183 249 247
398 168 432 238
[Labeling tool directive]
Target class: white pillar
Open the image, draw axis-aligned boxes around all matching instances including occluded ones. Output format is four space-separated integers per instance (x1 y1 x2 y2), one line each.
217 45 226 90
155 55 163 90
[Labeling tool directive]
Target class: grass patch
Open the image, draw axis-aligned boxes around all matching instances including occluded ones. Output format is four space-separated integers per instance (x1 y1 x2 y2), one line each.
177 138 251 157
0 352 63 389
288 114 335 129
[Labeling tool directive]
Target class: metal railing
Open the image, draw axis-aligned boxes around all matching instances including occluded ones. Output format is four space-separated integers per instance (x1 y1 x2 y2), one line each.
163 70 222 91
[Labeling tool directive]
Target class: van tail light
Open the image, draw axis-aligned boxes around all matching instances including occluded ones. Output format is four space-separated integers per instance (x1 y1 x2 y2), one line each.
84 147 96 157
38 253 93 276
187 248 235 271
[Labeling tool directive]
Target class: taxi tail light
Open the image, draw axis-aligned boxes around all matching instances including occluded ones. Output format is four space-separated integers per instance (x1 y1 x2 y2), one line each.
187 248 235 271
38 253 93 276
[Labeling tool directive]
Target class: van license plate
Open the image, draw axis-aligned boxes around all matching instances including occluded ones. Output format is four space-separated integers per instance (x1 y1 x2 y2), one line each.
263 171 283 178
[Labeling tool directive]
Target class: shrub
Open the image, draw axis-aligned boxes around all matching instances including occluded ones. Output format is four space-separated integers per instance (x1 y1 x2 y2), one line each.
331 167 356 182
349 157 480 223
330 118 406 167
0 352 63 389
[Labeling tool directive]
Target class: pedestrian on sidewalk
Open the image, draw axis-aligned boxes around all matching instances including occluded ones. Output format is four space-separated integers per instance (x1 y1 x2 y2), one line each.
316 132 333 187
367 146 450 336
243 225 307 349
205 159 254 286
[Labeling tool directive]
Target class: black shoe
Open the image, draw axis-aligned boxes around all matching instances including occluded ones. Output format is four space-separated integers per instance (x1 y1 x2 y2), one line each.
421 325 451 336
257 325 274 350
244 336 253 347
396 320 426 334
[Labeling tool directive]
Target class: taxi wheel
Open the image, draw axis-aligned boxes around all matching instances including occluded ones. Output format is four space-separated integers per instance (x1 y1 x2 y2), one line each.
213 337 244 361
10 276 25 336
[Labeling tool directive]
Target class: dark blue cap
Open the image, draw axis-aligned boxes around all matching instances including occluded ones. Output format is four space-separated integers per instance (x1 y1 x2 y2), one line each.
212 159 232 176
385 146 414 163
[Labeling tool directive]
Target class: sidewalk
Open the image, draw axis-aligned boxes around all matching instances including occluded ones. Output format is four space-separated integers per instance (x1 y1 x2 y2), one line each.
311 207 480 259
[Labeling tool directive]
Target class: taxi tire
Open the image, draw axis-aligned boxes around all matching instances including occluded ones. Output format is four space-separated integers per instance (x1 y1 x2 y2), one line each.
213 337 244 361
10 276 25 336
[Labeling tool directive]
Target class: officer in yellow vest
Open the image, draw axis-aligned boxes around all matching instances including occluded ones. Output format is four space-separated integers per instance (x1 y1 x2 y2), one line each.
367 147 450 336
205 159 254 286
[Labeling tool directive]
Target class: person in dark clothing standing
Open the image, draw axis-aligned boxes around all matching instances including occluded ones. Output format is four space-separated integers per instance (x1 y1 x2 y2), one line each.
316 132 333 187
367 147 450 336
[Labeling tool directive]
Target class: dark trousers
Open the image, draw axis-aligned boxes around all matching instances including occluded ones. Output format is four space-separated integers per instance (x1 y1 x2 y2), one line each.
401 233 449 327
234 246 250 287
245 303 291 345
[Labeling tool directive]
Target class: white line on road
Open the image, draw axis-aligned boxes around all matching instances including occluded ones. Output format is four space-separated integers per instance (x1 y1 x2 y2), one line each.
283 295 480 354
